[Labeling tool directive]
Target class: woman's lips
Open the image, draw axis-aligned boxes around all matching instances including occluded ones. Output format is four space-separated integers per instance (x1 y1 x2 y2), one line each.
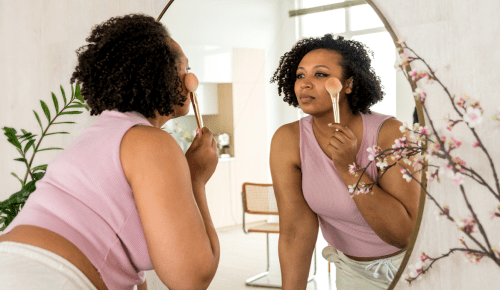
300 95 315 103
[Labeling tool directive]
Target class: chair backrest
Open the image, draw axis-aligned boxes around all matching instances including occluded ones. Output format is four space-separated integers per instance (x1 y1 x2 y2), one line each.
242 182 278 215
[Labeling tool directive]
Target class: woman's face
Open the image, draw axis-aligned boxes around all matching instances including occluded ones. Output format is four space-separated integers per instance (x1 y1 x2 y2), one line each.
294 49 351 116
169 39 191 117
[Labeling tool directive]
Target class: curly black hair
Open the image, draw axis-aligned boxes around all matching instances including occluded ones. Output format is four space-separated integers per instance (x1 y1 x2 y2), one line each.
70 14 184 118
271 34 384 115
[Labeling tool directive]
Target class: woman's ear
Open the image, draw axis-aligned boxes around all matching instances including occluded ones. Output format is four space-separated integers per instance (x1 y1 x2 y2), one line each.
345 77 354 94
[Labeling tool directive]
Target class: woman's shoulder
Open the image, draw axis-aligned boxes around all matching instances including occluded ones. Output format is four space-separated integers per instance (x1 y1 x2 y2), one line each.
120 126 182 166
271 120 300 146
377 116 405 149
270 120 301 165
123 125 176 147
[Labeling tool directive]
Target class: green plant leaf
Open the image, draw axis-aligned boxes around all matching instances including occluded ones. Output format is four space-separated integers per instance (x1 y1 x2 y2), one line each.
14 158 27 163
32 172 45 181
71 84 75 99
59 111 83 115
60 85 67 106
31 164 47 172
66 104 85 109
3 127 22 150
36 147 64 152
75 84 83 102
33 110 43 132
18 131 35 142
52 121 76 125
40 100 51 122
45 132 69 136
0 180 38 230
10 172 24 186
52 93 59 113
24 139 35 154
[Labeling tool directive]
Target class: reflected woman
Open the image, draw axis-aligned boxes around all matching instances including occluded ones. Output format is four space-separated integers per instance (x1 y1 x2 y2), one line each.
0 14 219 290
270 34 420 290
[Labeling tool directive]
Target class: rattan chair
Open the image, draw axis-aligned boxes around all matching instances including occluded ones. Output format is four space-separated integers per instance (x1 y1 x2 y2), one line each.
241 182 316 288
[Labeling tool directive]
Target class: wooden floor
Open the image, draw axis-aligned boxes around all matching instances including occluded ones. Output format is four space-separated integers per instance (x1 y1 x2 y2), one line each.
145 224 337 290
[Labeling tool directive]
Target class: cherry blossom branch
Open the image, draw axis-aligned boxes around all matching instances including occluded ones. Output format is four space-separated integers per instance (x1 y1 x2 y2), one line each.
404 44 500 197
404 248 489 284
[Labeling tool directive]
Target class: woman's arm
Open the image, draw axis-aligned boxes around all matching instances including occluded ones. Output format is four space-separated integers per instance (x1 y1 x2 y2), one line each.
121 126 220 290
270 123 319 290
328 120 420 249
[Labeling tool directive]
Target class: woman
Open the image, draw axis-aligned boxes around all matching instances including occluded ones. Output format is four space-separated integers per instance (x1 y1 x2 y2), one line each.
0 14 220 290
270 34 420 290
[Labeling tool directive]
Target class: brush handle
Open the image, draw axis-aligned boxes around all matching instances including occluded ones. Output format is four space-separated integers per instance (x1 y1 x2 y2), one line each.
335 92 340 123
330 93 340 124
191 92 203 129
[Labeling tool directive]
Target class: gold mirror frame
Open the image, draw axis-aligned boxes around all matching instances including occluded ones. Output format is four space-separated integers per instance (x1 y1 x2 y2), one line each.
156 1 427 289
363 1 427 289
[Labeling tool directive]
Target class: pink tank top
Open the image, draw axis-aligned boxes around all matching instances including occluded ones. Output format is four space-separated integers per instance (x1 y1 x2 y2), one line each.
300 112 401 257
3 110 154 289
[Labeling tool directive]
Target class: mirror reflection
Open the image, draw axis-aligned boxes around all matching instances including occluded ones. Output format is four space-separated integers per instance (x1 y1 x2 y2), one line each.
159 0 418 290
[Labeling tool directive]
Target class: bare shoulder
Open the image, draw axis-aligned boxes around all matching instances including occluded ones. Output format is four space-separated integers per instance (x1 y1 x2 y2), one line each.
377 117 405 149
121 125 182 157
272 120 300 143
122 125 179 149
271 120 301 166
120 125 186 184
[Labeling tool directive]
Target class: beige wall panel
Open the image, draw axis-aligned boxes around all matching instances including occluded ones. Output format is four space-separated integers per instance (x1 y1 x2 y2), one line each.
372 0 500 289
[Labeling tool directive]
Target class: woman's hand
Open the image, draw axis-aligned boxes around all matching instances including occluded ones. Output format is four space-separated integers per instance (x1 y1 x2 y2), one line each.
327 124 358 172
185 127 218 185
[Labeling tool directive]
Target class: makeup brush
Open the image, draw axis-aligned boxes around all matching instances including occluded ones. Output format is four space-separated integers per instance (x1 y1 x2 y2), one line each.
325 77 343 124
184 73 204 129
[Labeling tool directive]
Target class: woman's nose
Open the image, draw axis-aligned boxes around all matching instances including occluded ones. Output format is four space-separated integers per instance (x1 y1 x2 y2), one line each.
300 77 312 89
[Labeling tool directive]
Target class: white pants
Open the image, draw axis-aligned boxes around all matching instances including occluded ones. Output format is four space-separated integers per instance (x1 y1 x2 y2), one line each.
0 241 98 290
322 245 406 290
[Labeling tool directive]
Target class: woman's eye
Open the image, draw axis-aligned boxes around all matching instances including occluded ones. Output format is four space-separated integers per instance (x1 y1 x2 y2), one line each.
296 74 304 79
315 72 329 77
186 67 191 73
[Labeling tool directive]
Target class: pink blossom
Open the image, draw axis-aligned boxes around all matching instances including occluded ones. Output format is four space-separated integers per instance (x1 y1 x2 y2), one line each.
456 216 476 234
418 126 429 135
450 137 462 149
455 97 466 108
464 251 485 264
463 106 483 128
426 168 440 182
453 157 467 173
366 146 378 161
348 163 359 176
413 88 427 101
400 168 412 182
434 205 450 221
393 136 408 149
410 70 428 82
472 141 480 148
452 172 464 184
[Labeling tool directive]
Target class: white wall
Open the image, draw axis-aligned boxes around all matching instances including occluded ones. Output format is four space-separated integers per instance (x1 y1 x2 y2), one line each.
0 0 169 203
159 0 299 161
373 0 500 289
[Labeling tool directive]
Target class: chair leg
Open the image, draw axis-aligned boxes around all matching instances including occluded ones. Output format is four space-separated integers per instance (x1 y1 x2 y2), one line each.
245 233 281 288
328 262 330 274
266 233 270 272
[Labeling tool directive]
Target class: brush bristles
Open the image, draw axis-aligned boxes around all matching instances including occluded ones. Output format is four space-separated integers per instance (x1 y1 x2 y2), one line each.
325 77 343 95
